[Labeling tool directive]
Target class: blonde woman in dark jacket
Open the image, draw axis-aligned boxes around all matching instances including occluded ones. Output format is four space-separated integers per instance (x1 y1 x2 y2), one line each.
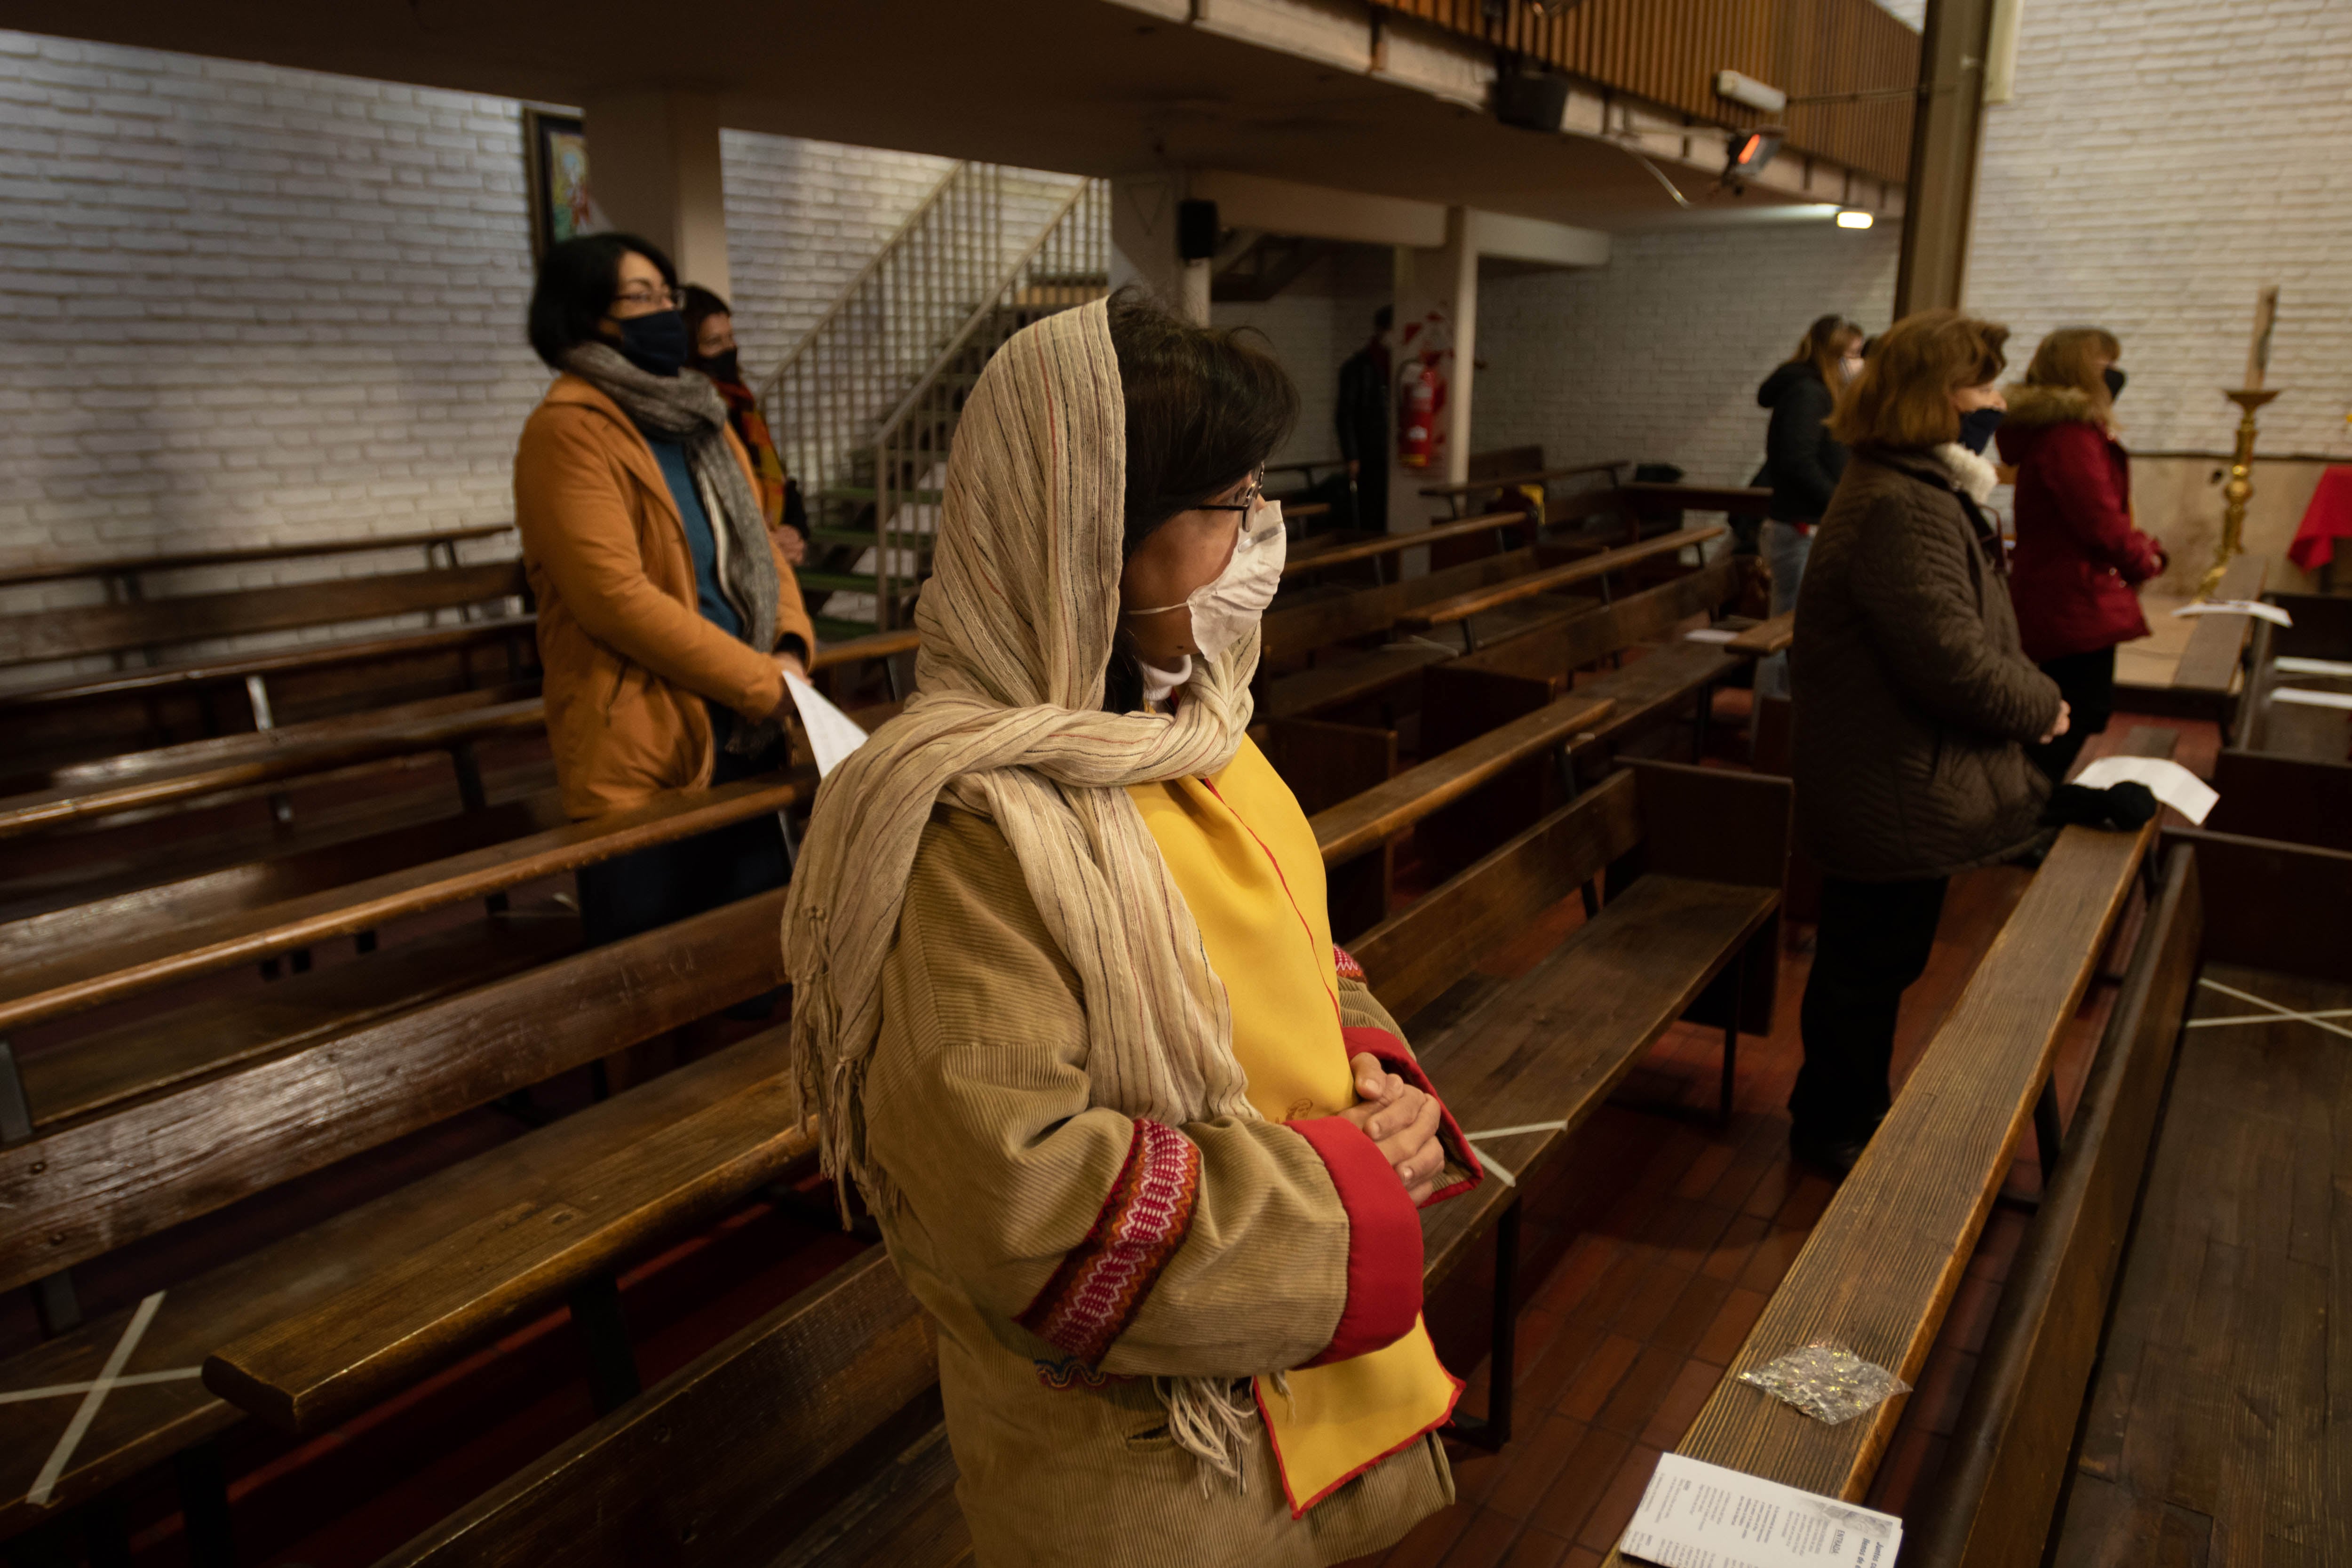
1786 310 2066 1175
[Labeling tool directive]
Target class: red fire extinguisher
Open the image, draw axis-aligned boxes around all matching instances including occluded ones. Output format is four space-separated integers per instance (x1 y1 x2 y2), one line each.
1397 355 1444 470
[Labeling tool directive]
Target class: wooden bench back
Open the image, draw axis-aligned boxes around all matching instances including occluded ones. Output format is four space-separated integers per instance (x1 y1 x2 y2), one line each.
0 887 789 1297
0 560 528 668
1468 445 1545 482
2207 748 2352 853
2169 825 2352 987
1262 548 1541 657
1438 557 1751 687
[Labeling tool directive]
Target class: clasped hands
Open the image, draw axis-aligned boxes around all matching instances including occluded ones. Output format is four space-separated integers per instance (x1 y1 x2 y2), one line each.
1339 1052 1446 1205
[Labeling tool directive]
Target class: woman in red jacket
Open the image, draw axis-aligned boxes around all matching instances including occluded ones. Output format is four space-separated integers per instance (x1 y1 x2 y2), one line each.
1994 327 2167 780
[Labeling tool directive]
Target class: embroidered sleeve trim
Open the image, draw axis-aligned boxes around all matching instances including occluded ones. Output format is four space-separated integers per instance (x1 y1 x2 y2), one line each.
1342 1025 1484 1207
1015 1118 1200 1366
1333 945 1367 983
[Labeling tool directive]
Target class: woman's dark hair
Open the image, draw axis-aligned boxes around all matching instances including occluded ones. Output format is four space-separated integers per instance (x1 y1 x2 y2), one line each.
678 283 731 341
1787 313 1865 388
526 232 677 370
1107 286 1298 558
1829 308 2010 451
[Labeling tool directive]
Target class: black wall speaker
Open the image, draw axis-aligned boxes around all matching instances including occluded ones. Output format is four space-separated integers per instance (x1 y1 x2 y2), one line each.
1177 199 1219 261
1493 73 1571 133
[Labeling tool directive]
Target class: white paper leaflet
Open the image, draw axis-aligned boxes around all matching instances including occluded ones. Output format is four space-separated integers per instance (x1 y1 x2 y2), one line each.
1684 627 1741 645
784 671 871 779
2274 656 2352 679
2070 756 2219 826
2171 598 2293 628
1620 1453 1901 1568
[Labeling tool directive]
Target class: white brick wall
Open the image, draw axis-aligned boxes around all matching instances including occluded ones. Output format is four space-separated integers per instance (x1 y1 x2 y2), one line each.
1473 221 1901 489
1873 0 1927 30
1966 0 2352 459
0 30 985 683
1210 243 1392 473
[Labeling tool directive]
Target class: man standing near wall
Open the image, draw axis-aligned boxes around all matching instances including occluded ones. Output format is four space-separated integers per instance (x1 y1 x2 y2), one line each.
1335 305 1393 529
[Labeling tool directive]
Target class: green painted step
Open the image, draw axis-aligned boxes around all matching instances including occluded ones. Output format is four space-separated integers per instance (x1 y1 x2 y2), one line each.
812 614 888 644
794 570 907 594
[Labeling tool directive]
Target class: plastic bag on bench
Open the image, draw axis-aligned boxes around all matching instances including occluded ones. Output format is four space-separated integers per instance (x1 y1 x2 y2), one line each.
1736 1340 1910 1425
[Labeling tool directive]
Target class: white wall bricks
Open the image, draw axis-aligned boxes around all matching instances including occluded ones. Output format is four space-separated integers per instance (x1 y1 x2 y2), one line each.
1964 0 2352 460
1473 223 1901 490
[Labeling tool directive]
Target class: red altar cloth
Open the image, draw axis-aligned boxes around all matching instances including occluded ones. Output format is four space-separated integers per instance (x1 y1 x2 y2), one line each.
2290 465 2352 571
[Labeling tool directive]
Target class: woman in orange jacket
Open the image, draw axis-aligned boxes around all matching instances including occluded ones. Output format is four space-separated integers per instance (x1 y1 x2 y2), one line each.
516 232 818 946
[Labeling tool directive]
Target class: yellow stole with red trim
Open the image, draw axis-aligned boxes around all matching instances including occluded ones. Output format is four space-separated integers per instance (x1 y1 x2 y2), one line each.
1128 738 1459 1515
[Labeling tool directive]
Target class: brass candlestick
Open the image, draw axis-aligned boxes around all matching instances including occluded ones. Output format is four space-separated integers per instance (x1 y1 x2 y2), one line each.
2197 388 2281 599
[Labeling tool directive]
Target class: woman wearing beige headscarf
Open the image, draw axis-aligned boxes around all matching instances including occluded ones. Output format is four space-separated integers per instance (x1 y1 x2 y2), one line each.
784 290 1484 1566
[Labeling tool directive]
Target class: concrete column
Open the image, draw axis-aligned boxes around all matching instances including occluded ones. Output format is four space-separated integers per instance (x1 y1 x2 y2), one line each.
1387 206 1478 560
1109 171 1209 326
1895 0 1995 315
579 89 732 300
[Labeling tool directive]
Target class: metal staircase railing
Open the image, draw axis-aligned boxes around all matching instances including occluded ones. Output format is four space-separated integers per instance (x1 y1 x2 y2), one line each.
758 163 1107 634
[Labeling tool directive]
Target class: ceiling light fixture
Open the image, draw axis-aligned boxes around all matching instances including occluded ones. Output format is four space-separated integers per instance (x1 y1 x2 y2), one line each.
1836 209 1875 230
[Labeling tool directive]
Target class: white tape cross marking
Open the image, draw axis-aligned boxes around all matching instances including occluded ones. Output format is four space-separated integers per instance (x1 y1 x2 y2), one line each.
2196 979 2352 1043
0 1368 201 1407
27 1291 164 1507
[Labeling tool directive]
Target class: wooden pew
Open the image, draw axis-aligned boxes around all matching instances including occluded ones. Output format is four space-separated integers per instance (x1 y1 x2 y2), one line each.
367 760 1788 1568
0 687 547 841
2203 591 2352 852
0 890 812 1552
1280 508 1533 583
1396 526 1726 651
0 770 814 1046
0 559 529 675
1418 459 1630 518
1308 692 1616 938
0 524 513 592
2164 554 2268 714
1595 820 2159 1567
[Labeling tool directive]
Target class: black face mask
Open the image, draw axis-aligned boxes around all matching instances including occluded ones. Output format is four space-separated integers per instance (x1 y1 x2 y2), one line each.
2103 365 2127 400
692 348 743 386
1958 406 2005 454
612 309 690 378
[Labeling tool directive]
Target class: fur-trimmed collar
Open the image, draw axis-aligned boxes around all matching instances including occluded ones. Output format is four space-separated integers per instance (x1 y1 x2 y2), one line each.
1932 442 2001 503
2001 382 2106 431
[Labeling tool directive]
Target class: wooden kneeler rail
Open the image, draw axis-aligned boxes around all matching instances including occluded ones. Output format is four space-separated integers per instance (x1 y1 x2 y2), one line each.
1595 820 2157 1567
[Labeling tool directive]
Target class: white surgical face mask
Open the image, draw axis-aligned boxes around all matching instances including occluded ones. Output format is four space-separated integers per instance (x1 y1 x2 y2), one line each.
1841 353 1865 383
1132 500 1286 663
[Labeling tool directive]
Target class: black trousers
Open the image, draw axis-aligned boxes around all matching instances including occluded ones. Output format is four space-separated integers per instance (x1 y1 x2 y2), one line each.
576 708 790 950
1789 875 1950 1146
2024 646 2116 782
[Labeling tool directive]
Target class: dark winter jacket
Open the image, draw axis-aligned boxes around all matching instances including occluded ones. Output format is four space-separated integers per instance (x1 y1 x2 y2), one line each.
1994 383 2167 663
1335 343 1390 464
1791 443 2064 882
1758 360 1847 523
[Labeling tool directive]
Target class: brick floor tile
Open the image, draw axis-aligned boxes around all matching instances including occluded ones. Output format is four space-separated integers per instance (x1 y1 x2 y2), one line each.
1519 1320 1602 1415
1575 1442 1663 1552
1501 1525 1576 1568
1698 1212 1770 1282
1941 1271 2003 1355
1565 1251 1652 1329
1534 1236 1623 1315
1671 1131 1739 1201
1427 1506 1520 1568
1373 1496 1473 1568
1482 1412 1590 1520
1607 1261 1692 1338
1649 1272 1732 1358
1593 1342 1688 1438
1735 1222 1808 1295
1637 1357 1721 1449
1444 1437 1513 1512
1905 1343 1978 1436
1558 1333 1642 1424
1692 1285 1771 1366
1527 1425 1632 1540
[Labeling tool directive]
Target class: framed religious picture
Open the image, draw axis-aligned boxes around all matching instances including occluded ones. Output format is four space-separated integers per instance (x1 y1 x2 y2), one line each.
523 107 599 260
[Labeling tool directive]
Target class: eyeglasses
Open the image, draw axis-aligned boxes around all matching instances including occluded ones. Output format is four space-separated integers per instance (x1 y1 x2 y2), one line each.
1197 470 1266 516
611 287 683 312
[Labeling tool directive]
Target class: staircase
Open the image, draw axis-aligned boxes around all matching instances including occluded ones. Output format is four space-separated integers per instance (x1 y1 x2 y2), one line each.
760 164 1109 635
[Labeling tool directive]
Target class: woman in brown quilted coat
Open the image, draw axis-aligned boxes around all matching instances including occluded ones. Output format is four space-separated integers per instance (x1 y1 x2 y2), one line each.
1786 310 2067 1176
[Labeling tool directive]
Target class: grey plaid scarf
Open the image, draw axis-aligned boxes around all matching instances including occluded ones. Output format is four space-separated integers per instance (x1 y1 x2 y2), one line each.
563 341 787 756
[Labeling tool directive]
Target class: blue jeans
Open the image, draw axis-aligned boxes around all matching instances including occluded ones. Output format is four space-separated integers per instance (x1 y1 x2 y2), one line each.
1758 520 1812 700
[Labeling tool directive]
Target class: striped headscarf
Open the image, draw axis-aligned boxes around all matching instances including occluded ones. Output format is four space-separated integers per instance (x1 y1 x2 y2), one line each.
783 297 1266 1208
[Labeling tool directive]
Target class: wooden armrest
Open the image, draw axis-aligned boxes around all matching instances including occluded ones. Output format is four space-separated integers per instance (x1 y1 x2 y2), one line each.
2171 556 2268 692
0 616 539 711
810 627 921 669
0 525 514 589
1618 482 1775 514
1417 460 1629 499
